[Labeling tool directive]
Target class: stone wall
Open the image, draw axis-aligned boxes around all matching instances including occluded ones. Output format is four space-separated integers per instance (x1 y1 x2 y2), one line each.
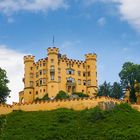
0 97 123 115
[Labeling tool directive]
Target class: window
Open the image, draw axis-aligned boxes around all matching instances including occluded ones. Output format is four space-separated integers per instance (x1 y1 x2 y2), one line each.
43 70 46 75
87 80 91 86
51 74 54 80
40 70 42 75
43 78 46 84
67 77 75 83
29 92 32 94
40 79 42 86
30 73 33 78
58 68 61 74
83 64 85 69
78 64 80 68
40 62 42 67
83 80 86 86
83 72 86 77
30 81 33 87
43 62 46 66
36 66 39 70
51 59 54 63
88 72 90 77
44 89 46 92
58 76 61 82
36 81 39 86
88 65 90 69
36 91 38 95
66 69 74 75
30 67 33 70
78 71 81 76
36 72 39 78
78 79 81 85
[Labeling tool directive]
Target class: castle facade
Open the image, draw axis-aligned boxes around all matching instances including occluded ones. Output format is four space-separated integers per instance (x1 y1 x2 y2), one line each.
19 47 98 103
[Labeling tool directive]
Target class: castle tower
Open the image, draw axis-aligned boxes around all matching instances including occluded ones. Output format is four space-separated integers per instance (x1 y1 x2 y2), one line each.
47 47 59 98
23 55 35 103
85 53 98 97
124 86 130 103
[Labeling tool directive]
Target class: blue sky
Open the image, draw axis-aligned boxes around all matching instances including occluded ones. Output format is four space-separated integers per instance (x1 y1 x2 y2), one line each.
0 0 140 103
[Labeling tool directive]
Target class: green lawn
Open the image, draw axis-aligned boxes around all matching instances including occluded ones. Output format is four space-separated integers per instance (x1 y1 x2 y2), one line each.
0 104 140 140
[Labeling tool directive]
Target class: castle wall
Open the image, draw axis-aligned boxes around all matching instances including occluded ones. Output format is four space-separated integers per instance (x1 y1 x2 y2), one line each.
0 97 123 115
0 104 13 115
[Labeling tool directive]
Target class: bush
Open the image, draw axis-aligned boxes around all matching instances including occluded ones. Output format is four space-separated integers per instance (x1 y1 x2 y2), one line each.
34 94 50 102
55 91 69 99
72 92 89 98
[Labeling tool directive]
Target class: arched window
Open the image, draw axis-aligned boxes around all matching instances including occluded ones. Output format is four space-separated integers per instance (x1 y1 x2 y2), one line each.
66 68 74 75
21 97 24 103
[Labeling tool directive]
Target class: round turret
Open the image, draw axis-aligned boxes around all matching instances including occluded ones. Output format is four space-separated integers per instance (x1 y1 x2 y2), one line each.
47 47 59 55
85 53 97 61
24 55 35 63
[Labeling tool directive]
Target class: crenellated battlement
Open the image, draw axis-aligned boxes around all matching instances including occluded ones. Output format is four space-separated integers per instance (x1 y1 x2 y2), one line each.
47 47 59 55
85 53 97 61
0 97 124 115
24 55 35 63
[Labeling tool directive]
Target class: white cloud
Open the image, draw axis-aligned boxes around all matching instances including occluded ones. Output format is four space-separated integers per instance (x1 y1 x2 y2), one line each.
117 0 140 31
0 0 67 15
83 0 140 32
97 17 106 27
0 45 26 104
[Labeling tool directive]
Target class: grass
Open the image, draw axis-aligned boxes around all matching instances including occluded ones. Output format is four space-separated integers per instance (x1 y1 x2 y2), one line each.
0 103 140 140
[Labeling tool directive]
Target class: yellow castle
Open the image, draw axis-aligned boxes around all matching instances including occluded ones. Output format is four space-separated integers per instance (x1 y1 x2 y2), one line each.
19 47 98 103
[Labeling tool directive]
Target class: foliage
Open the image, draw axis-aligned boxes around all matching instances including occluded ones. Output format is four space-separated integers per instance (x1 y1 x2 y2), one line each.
98 81 123 99
55 90 69 99
119 62 140 102
1 104 140 140
34 94 50 102
98 81 112 97
0 68 10 103
72 92 89 97
110 82 123 99
0 115 6 136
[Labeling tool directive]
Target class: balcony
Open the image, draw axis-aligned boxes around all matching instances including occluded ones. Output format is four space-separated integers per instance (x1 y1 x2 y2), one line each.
66 81 76 86
50 69 55 73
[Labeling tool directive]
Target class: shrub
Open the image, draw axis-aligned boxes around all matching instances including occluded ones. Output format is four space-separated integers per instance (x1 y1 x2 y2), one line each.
72 92 89 97
55 91 69 99
34 94 50 102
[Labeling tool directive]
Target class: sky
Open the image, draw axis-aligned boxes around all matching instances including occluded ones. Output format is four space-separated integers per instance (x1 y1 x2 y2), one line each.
0 0 140 104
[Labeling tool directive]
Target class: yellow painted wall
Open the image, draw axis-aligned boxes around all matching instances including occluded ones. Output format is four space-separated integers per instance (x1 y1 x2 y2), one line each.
0 104 13 115
0 97 123 115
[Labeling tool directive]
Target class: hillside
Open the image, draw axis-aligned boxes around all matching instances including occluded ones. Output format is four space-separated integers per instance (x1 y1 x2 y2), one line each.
0 104 140 140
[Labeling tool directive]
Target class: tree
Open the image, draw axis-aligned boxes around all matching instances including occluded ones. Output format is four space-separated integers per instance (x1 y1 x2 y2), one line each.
55 90 69 99
110 82 123 99
98 81 112 97
98 81 123 99
72 92 89 98
119 62 140 102
0 68 10 103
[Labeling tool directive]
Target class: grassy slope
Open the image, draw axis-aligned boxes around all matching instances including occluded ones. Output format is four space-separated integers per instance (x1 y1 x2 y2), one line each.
1 104 140 140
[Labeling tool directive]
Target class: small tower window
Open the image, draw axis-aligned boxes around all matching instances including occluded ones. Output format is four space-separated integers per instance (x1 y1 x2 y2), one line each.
51 59 54 63
40 70 42 75
78 71 81 76
83 80 86 86
30 81 34 87
87 80 91 86
58 76 61 82
51 74 54 80
83 72 86 77
40 79 42 86
78 79 81 85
